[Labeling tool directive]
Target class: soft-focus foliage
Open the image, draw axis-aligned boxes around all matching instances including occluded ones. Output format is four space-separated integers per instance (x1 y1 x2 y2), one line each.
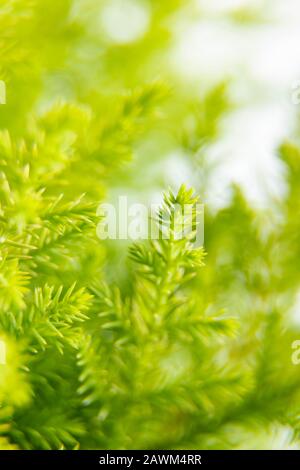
1 0 300 450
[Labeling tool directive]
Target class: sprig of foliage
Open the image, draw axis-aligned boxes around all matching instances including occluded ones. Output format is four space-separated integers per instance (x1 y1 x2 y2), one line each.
1 0 300 452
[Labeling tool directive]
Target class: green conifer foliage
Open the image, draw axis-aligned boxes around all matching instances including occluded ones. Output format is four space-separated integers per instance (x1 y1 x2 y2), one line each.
0 0 300 450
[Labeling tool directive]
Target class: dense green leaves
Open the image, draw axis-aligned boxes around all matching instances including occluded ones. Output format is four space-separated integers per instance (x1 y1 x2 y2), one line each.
1 0 300 451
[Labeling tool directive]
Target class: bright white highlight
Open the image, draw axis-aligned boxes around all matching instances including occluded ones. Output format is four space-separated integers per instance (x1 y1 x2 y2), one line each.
0 340 6 365
101 0 150 44
197 0 260 14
